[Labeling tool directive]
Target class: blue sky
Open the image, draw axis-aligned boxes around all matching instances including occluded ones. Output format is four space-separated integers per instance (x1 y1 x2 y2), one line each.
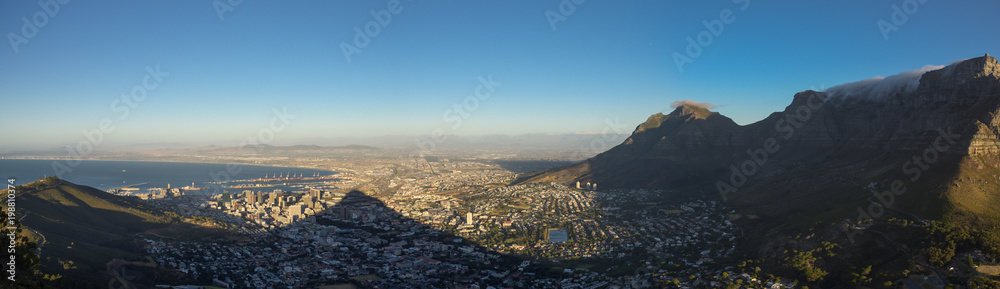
1 1 998 149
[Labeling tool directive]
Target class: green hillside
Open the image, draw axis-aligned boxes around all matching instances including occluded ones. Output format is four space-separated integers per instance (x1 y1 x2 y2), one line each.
3 177 220 288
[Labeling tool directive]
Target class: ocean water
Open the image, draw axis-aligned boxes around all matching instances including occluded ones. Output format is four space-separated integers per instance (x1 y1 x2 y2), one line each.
0 159 338 194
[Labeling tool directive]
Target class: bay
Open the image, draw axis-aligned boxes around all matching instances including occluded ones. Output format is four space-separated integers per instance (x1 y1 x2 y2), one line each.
0 159 338 194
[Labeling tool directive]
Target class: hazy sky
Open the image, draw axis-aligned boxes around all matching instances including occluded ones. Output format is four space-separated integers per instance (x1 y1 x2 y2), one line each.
1 1 998 149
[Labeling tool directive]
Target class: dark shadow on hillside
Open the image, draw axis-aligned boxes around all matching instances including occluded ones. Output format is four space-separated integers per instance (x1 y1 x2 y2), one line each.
507 56 1000 288
562 55 1000 231
513 56 1000 288
13 187 148 288
13 179 236 289
491 160 574 173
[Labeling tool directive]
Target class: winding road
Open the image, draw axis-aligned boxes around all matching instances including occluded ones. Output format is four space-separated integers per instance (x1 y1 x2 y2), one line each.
17 209 47 256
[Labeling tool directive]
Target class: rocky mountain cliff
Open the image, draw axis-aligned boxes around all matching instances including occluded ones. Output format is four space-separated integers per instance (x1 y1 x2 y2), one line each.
523 54 1000 230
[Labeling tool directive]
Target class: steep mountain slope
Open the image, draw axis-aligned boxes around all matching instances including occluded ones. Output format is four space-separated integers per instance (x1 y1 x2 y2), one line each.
4 178 219 288
524 54 1000 231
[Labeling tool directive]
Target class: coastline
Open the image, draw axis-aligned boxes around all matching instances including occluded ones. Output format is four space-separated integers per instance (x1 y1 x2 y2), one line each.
0 157 340 174
1 158 343 193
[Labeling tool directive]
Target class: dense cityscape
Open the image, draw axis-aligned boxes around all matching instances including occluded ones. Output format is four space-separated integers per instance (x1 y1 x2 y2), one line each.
120 156 763 288
4 2 1000 288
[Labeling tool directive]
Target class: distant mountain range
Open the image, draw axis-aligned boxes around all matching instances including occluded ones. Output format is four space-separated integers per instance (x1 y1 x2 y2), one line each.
523 54 1000 233
191 144 380 154
3 134 632 159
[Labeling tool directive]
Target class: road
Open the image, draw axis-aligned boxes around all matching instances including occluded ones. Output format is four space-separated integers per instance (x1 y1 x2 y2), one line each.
18 209 47 256
850 180 928 226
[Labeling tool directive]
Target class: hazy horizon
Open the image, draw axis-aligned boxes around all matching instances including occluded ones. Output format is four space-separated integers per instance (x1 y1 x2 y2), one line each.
2 1 998 149
1 131 635 151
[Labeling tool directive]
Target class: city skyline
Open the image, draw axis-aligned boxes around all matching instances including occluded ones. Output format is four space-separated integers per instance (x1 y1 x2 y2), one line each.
2 1 999 149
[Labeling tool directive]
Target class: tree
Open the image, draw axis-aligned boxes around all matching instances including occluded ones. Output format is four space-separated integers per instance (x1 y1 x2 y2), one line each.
927 246 955 266
4 218 56 288
966 275 1000 288
802 267 827 282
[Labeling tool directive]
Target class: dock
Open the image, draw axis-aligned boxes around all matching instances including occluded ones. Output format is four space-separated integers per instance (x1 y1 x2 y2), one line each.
107 182 150 192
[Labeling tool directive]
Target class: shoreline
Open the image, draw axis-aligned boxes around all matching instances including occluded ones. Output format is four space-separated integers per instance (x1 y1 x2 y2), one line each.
1 158 343 193
0 157 340 174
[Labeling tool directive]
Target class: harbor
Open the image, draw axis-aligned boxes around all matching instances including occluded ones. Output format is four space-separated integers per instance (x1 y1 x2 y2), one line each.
0 160 345 197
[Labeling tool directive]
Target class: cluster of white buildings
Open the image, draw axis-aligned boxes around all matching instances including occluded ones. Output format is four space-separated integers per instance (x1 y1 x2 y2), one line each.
575 181 598 191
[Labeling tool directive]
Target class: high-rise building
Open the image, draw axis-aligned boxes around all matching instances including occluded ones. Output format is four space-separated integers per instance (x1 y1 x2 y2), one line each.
269 191 283 205
244 190 255 204
466 212 474 225
288 205 303 218
575 181 580 189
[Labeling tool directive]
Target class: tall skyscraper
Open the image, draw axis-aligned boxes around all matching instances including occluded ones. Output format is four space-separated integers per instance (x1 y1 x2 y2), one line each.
247 190 260 204
466 212 474 225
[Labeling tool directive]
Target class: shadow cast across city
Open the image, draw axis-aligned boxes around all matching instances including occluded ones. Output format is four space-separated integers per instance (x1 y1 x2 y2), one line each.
255 189 544 288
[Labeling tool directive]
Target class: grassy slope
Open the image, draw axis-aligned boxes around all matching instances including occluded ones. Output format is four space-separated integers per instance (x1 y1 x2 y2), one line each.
942 154 1000 230
732 150 1000 287
4 178 228 288
4 179 167 286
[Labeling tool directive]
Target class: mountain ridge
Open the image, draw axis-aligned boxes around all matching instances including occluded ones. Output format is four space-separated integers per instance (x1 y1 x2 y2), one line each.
522 54 1000 232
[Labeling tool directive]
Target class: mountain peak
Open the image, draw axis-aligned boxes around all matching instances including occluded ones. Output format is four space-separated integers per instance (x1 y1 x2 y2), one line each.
668 103 714 120
633 105 715 134
938 53 999 79
532 53 999 188
973 53 999 78
630 104 734 135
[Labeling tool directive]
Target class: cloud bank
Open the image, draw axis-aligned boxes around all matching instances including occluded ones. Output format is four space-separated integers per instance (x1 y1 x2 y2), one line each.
671 99 716 109
824 64 946 99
